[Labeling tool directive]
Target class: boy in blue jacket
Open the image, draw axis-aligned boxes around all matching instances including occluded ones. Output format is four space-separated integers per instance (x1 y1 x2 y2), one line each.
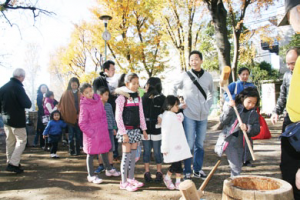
43 110 67 158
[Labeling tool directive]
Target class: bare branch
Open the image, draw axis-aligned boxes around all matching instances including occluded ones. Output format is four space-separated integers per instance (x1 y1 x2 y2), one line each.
0 0 55 25
107 43 125 70
164 17 178 47
1 11 23 37
2 5 54 16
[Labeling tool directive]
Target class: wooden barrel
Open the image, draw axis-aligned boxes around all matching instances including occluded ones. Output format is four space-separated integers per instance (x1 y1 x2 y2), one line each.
222 175 293 200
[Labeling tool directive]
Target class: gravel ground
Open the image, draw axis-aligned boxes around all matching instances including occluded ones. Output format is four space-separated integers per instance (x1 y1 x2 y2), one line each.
0 117 283 200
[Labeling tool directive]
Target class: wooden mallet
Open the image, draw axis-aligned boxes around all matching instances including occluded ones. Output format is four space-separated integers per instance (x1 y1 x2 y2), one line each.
220 66 256 161
179 160 221 200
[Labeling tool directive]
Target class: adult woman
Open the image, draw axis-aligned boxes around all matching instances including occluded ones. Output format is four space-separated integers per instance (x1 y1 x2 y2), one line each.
224 67 255 105
58 77 81 156
33 84 49 148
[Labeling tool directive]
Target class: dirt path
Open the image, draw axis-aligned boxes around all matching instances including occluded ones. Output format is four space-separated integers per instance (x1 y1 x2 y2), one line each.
0 118 283 200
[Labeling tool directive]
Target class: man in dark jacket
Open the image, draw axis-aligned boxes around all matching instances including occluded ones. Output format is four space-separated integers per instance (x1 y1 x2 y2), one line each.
0 68 31 174
93 60 117 111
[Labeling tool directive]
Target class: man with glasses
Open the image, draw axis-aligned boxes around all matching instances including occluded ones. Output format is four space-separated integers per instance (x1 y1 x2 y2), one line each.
271 47 299 131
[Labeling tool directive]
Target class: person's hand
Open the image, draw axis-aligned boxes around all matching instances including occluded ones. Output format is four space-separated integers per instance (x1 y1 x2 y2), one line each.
180 103 187 109
157 116 162 125
240 123 248 132
228 100 235 107
143 130 148 140
113 129 117 136
123 134 129 143
43 135 48 139
271 113 279 125
296 169 300 189
163 153 168 156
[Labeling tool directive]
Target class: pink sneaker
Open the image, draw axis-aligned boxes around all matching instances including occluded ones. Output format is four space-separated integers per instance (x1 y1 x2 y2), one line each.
175 182 181 190
127 178 144 187
105 168 121 177
120 181 138 192
163 177 175 190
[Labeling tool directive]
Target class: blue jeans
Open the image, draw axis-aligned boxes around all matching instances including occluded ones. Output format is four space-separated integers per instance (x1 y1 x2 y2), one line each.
68 124 81 154
183 116 208 174
142 139 163 164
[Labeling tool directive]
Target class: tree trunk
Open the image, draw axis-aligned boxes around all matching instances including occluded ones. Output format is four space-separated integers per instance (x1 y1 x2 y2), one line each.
187 7 194 57
232 30 240 82
180 48 187 71
204 0 231 112
205 0 231 72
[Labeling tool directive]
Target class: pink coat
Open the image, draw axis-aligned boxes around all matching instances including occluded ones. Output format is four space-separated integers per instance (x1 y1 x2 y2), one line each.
79 94 111 155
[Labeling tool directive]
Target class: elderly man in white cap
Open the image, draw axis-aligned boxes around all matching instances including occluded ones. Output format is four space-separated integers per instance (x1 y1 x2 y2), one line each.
278 0 300 198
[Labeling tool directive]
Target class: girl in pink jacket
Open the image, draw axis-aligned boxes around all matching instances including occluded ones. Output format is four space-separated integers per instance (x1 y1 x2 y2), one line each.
79 83 120 184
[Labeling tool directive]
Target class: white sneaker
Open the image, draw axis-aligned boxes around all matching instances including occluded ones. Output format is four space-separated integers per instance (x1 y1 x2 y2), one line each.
87 175 103 184
54 154 59 158
105 168 121 177
50 154 56 158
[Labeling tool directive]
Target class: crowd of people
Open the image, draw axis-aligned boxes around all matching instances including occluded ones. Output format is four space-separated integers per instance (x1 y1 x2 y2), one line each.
0 0 299 198
0 51 263 192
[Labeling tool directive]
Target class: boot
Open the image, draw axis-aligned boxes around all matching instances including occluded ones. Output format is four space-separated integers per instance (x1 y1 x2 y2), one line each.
75 139 81 155
69 140 75 155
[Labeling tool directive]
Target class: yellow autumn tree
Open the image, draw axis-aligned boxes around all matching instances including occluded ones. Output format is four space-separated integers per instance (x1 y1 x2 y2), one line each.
153 0 207 72
89 0 169 77
226 0 278 80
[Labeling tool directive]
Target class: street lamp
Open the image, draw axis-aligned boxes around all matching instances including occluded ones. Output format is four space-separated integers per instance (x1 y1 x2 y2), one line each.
100 15 112 62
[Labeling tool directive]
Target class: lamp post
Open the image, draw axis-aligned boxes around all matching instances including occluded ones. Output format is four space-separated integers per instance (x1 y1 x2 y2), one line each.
100 15 112 62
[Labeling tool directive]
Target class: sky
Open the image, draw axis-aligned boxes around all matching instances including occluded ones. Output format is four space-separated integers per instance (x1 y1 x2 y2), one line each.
0 0 97 87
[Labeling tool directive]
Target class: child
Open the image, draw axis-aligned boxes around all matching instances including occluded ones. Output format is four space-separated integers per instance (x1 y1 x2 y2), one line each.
43 91 57 119
43 110 67 158
142 77 165 182
78 83 119 184
219 87 260 177
160 95 192 190
43 91 57 151
115 73 148 192
94 86 120 176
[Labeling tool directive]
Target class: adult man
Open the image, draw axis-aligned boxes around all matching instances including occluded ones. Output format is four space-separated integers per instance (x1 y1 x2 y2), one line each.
271 47 299 131
93 60 117 111
0 68 31 174
173 50 214 180
277 0 300 198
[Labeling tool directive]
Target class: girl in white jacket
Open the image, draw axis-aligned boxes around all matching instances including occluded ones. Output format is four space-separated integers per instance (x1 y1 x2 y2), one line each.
161 95 192 190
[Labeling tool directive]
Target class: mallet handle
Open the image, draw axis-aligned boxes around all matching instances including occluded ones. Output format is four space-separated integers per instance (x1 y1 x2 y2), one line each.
199 160 221 192
223 86 256 161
